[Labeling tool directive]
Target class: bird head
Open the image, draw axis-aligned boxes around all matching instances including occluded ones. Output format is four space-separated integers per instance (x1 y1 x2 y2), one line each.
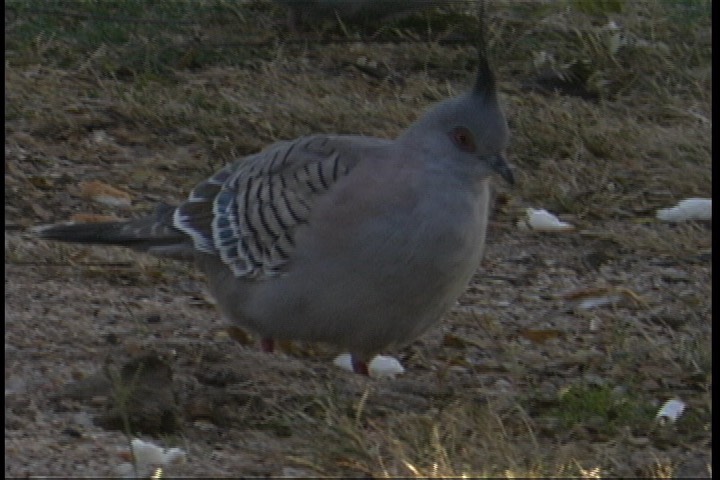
398 2 513 185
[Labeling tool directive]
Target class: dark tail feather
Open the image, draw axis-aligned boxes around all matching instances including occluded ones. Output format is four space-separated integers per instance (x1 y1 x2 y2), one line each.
34 204 194 259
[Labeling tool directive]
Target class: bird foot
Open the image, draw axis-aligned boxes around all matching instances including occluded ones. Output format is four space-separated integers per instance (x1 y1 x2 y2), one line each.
260 337 275 353
351 356 369 375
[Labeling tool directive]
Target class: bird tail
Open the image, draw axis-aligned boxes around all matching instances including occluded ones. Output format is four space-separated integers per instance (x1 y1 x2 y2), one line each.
33 203 194 259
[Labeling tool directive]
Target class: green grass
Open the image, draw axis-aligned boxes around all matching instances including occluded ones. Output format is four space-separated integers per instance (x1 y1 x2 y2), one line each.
547 384 655 436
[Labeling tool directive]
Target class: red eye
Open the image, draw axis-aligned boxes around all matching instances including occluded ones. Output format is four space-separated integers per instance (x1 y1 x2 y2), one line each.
450 127 476 153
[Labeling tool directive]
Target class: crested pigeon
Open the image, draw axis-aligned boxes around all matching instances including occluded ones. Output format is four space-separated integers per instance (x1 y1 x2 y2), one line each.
35 10 513 375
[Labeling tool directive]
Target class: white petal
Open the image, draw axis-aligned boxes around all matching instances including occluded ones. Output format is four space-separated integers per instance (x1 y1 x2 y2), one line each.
368 355 405 379
577 294 623 310
129 438 186 467
333 353 405 378
131 438 167 466
656 198 711 222
656 398 686 422
524 208 574 231
163 448 187 464
333 353 354 372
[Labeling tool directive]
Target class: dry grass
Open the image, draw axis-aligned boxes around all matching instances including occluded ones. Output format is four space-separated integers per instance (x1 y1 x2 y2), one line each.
5 0 711 477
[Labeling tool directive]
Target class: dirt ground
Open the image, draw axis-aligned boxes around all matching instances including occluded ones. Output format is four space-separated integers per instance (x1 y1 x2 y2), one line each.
5 223 712 477
5 1 711 477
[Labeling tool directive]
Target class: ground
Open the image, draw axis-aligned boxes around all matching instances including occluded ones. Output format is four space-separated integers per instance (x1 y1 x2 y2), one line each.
5 1 711 477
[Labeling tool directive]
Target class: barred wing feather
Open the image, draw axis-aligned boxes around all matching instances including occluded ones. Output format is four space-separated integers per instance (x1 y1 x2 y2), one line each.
173 135 358 279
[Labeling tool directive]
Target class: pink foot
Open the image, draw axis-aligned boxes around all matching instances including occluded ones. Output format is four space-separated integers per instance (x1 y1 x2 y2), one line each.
351 356 369 375
260 337 275 353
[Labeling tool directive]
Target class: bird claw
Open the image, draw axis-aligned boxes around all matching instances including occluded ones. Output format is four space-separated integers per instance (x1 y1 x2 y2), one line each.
260 337 275 353
351 356 369 375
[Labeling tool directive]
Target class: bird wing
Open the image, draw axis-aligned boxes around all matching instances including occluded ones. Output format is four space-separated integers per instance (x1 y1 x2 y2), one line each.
173 134 386 279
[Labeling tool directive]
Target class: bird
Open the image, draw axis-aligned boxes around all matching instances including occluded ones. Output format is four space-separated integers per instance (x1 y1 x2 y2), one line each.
35 7 513 376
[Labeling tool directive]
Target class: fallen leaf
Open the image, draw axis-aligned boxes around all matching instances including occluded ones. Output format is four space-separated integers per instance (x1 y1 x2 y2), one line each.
79 180 132 208
561 286 646 311
28 176 54 190
442 333 471 349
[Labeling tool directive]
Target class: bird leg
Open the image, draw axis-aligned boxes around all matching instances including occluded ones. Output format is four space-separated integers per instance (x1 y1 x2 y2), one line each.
351 355 369 375
260 337 275 353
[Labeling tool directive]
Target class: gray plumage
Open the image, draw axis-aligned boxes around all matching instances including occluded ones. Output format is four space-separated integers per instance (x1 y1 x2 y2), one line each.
36 13 513 374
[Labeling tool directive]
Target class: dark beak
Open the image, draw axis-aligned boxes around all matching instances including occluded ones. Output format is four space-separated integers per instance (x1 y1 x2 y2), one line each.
489 153 515 185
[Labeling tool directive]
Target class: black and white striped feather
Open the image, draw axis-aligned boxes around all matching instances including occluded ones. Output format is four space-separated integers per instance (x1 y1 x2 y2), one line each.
172 135 354 279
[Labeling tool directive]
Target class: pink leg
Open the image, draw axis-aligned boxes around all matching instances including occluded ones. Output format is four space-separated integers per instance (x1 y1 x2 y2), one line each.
351 355 369 375
260 337 275 353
